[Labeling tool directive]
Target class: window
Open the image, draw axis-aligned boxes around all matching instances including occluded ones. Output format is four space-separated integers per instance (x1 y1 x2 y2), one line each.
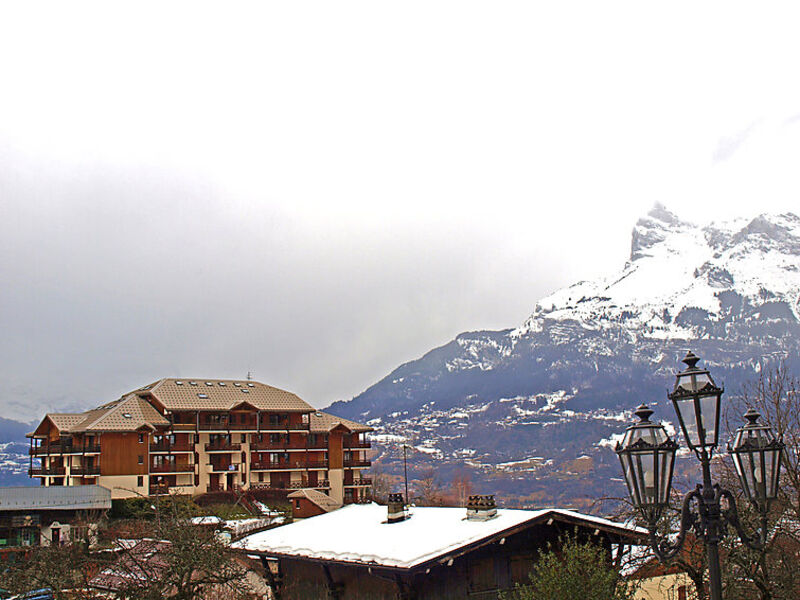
138 434 144 444
270 433 283 445
240 434 246 443
138 456 143 465
137 476 144 487
468 557 496 592
294 499 301 510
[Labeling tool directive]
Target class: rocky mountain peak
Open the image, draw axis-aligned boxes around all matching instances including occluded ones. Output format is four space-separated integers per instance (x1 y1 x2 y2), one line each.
630 203 692 261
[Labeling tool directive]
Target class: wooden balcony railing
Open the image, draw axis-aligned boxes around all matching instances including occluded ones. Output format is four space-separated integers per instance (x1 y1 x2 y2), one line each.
29 466 66 476
71 465 101 476
343 459 371 468
204 442 242 452
345 441 371 449
151 463 194 474
29 444 101 456
250 479 330 490
258 423 311 431
150 442 194 453
207 463 239 473
250 459 322 470
344 478 372 486
250 441 311 451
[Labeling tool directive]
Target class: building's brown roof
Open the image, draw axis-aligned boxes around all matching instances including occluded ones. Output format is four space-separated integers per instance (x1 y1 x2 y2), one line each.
287 489 341 512
72 395 170 432
47 414 88 431
310 411 373 433
29 380 371 437
148 379 314 413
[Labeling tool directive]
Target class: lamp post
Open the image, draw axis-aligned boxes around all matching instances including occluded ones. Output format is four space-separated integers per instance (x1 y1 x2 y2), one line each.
616 352 784 600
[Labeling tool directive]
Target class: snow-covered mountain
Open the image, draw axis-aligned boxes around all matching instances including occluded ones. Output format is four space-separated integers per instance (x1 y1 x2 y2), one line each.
329 206 800 506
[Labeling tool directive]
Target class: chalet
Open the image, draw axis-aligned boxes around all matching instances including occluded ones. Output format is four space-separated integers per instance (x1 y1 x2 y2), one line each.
0 485 111 551
234 495 646 600
287 489 341 520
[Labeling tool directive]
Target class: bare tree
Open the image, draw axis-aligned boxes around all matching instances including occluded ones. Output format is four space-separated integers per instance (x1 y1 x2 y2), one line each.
718 364 800 600
414 468 446 506
101 496 252 600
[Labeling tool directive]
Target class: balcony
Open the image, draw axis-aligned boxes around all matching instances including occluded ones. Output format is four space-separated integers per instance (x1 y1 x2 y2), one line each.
28 466 66 476
344 478 372 487
169 423 197 431
343 459 371 468
250 479 330 490
71 465 101 476
250 461 313 471
151 463 194 474
250 441 311 451
204 442 242 452
345 441 371 449
29 443 101 456
258 422 311 431
207 463 240 473
150 442 194 453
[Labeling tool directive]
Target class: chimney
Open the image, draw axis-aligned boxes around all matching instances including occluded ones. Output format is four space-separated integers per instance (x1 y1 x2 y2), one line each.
387 493 407 523
466 495 497 521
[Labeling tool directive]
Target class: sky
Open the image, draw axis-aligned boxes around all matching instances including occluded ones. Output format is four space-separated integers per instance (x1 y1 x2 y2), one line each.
2 2 800 422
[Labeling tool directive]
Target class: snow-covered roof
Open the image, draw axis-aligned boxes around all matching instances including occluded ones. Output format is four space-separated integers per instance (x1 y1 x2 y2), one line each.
189 516 224 526
234 503 645 571
0 485 112 511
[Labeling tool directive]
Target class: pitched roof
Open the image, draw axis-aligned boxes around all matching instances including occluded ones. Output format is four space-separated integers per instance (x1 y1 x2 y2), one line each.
148 379 314 412
47 414 88 431
72 394 170 432
287 489 341 512
29 379 370 436
0 485 112 511
234 504 646 571
310 411 373 433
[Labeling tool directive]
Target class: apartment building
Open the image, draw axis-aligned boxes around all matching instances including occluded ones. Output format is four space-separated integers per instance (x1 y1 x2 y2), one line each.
27 379 372 502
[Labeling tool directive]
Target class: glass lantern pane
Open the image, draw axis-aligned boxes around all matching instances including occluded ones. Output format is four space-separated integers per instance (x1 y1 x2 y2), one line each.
638 453 657 505
693 372 712 391
732 453 752 501
745 452 761 499
765 448 779 499
674 397 700 447
659 449 674 504
698 394 719 446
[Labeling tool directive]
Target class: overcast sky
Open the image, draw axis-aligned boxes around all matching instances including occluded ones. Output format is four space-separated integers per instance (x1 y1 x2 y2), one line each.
2 2 800 422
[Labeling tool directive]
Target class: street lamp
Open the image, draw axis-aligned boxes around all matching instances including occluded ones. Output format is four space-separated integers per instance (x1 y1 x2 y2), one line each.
616 352 784 600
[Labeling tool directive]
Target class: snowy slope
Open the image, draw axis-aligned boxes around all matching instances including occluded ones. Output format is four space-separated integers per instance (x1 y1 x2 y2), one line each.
329 206 800 506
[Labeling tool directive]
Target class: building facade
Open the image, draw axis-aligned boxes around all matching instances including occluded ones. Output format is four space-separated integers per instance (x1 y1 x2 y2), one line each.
27 379 372 502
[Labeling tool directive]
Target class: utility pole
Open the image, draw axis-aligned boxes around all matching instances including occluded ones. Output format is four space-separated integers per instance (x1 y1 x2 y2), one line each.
402 444 409 505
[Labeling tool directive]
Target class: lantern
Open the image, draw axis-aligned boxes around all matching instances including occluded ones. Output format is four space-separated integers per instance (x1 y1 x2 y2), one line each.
729 409 784 507
669 351 723 451
616 404 678 522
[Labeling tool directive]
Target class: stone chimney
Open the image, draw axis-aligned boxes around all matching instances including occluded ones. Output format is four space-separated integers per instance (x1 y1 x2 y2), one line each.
387 493 407 523
466 495 497 521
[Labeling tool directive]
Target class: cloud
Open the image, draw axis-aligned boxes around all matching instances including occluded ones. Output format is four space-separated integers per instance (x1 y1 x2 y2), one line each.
712 120 761 163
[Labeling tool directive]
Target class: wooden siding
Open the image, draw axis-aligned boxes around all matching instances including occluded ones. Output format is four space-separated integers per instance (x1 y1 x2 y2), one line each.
100 433 148 476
